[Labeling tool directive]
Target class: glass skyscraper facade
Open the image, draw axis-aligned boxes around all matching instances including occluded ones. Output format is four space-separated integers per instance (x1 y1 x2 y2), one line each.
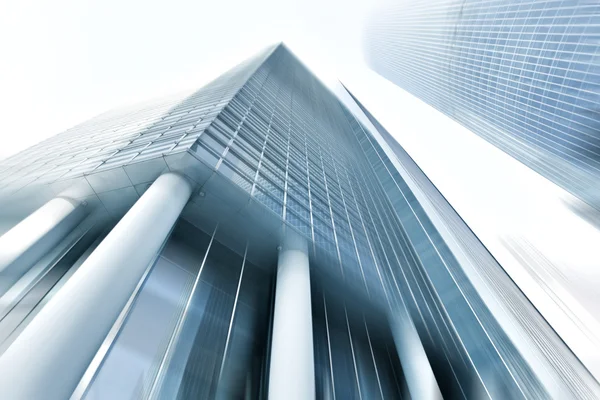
366 0 600 209
0 44 596 399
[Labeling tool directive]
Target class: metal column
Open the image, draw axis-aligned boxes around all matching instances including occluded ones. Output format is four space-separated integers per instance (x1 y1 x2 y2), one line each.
0 173 192 399
0 196 86 296
268 234 315 400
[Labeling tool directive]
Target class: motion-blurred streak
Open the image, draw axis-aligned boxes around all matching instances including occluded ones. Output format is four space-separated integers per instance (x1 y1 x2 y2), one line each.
343 88 600 398
502 236 600 353
0 43 596 399
564 196 600 231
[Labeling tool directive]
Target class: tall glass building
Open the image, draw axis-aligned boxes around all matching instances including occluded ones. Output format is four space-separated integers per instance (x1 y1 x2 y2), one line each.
365 0 600 209
0 44 596 399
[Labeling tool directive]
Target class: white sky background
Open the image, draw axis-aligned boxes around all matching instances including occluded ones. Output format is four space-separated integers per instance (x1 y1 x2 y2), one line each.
1 0 600 364
0 0 365 157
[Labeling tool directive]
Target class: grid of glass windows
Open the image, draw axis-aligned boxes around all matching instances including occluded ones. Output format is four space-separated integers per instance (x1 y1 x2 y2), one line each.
348 89 598 398
366 0 600 209
0 43 595 398
200 45 557 398
0 48 272 196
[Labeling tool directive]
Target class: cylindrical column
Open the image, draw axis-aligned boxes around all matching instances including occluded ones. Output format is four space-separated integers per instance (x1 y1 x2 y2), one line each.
268 235 315 400
0 196 86 296
390 307 442 400
0 173 192 400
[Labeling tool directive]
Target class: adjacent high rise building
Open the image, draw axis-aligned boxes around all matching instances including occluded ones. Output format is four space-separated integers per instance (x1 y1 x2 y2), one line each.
366 0 600 209
0 44 596 399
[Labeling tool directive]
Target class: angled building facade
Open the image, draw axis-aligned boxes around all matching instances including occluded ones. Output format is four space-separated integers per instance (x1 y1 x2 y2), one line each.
366 0 600 209
0 44 596 399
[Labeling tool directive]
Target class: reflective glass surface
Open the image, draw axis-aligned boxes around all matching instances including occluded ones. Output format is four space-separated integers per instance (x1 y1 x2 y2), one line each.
366 0 600 208
0 44 595 398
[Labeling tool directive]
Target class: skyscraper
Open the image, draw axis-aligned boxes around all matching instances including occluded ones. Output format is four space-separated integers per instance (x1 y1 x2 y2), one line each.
0 44 596 399
365 0 600 209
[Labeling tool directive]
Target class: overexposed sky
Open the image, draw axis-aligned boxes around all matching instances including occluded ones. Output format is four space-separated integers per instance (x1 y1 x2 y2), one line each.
1 0 600 375
0 0 369 159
